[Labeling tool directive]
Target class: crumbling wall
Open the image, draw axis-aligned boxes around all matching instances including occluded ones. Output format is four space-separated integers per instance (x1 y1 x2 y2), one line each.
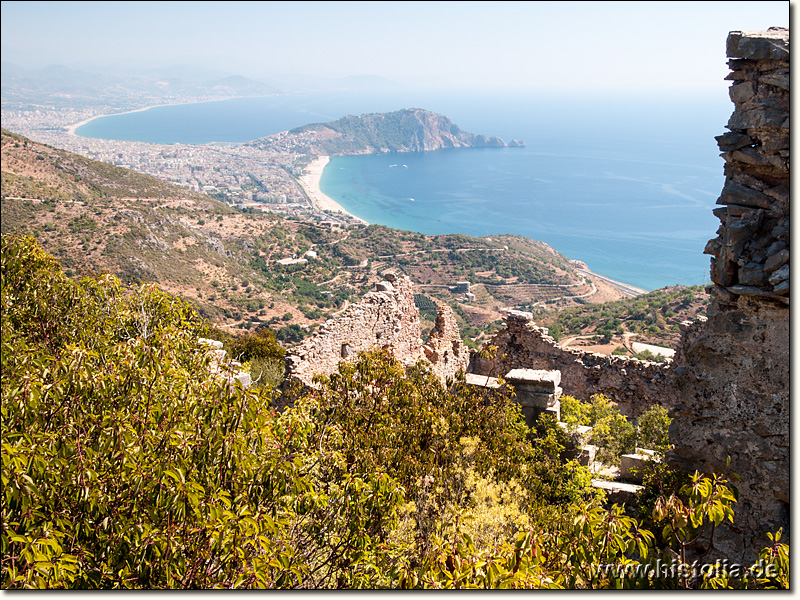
285 274 469 387
470 310 671 417
423 303 471 382
667 27 789 563
285 273 424 386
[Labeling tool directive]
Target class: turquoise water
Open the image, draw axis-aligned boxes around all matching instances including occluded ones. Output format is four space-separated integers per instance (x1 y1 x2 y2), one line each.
76 91 729 290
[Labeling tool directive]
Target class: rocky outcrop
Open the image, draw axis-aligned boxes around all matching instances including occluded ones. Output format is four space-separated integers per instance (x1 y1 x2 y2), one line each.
470 310 671 417
285 273 469 388
667 28 789 563
273 109 523 155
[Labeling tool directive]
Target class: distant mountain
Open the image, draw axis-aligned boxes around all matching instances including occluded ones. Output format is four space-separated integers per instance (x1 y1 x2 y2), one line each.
207 75 280 96
253 108 524 155
0 62 283 109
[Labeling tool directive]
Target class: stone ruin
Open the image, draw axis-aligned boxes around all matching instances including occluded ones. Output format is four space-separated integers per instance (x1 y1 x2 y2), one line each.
198 337 252 388
666 27 789 563
471 310 672 417
279 27 788 564
504 368 562 425
284 273 469 388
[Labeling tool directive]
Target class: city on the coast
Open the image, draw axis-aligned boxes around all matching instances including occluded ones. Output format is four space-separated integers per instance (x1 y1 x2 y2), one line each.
3 101 364 225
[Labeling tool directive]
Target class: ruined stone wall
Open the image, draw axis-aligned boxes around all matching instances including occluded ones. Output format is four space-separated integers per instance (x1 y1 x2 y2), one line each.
667 28 789 563
285 273 469 387
704 28 789 304
470 310 671 417
423 302 471 383
285 273 423 386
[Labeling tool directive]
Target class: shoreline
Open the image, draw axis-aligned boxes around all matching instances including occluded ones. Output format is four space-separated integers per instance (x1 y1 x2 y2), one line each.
296 156 368 224
62 98 662 292
572 265 649 297
66 95 247 137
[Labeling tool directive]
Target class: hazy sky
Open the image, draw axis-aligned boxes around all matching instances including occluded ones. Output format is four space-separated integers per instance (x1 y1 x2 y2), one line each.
1 1 790 92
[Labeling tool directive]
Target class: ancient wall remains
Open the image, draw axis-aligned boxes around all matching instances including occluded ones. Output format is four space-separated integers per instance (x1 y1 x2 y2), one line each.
667 27 789 563
422 301 471 382
285 273 469 387
470 310 672 417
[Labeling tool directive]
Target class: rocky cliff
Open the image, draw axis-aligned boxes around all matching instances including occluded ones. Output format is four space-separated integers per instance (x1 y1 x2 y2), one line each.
258 108 523 155
667 27 789 563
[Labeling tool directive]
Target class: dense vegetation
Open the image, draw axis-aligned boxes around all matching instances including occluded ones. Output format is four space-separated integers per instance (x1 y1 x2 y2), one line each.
1 235 787 589
535 285 710 348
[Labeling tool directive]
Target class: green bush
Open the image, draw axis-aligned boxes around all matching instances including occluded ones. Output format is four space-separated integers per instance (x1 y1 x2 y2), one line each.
1 235 788 589
637 404 672 453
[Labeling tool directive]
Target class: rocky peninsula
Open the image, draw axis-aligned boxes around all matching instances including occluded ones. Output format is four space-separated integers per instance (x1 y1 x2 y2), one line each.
248 108 525 156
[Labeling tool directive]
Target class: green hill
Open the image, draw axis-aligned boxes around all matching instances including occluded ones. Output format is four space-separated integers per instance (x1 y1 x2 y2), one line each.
251 108 521 155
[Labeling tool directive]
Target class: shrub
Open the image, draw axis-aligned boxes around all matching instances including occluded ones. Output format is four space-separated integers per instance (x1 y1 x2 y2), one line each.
637 404 672 454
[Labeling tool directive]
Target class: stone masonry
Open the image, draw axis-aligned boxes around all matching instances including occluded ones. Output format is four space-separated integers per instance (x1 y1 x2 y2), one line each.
285 273 470 387
422 300 471 382
703 28 789 304
667 28 789 563
470 310 672 417
505 368 562 425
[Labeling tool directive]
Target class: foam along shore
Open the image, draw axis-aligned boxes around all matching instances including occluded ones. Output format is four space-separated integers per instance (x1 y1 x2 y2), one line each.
297 156 367 223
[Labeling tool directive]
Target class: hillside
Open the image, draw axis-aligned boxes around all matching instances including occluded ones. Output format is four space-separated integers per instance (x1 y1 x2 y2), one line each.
249 108 524 156
1 129 634 348
534 285 710 357
1 233 786 589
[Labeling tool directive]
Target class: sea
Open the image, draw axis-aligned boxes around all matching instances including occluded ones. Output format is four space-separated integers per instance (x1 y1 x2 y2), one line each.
76 89 731 291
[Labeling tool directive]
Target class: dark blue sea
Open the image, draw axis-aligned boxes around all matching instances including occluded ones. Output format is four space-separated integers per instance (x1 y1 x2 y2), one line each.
76 90 730 291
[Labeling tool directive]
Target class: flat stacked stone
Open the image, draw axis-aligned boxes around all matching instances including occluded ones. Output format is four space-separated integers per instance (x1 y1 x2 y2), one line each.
705 27 789 305
504 368 562 425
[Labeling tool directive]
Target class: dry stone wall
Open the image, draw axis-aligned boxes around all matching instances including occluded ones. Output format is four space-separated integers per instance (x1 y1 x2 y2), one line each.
285 273 469 387
667 28 789 563
470 310 672 417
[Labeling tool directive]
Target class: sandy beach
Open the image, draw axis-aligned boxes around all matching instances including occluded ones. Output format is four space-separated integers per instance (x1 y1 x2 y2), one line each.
296 156 367 223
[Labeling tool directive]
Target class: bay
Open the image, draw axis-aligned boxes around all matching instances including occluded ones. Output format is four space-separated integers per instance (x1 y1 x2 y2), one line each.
76 90 730 291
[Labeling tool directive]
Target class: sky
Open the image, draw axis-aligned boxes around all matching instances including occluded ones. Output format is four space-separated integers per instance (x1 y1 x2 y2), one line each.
0 1 790 93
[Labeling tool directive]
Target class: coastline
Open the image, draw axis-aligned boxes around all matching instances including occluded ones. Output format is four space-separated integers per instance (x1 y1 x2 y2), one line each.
66 96 244 137
572 264 649 297
296 156 368 224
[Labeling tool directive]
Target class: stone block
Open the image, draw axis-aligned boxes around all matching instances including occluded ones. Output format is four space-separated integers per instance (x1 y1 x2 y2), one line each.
620 454 651 483
576 444 597 466
465 372 502 389
591 479 643 506
768 264 788 286
505 368 561 391
727 28 789 61
544 399 560 422
234 372 251 388
198 337 224 349
738 263 766 286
